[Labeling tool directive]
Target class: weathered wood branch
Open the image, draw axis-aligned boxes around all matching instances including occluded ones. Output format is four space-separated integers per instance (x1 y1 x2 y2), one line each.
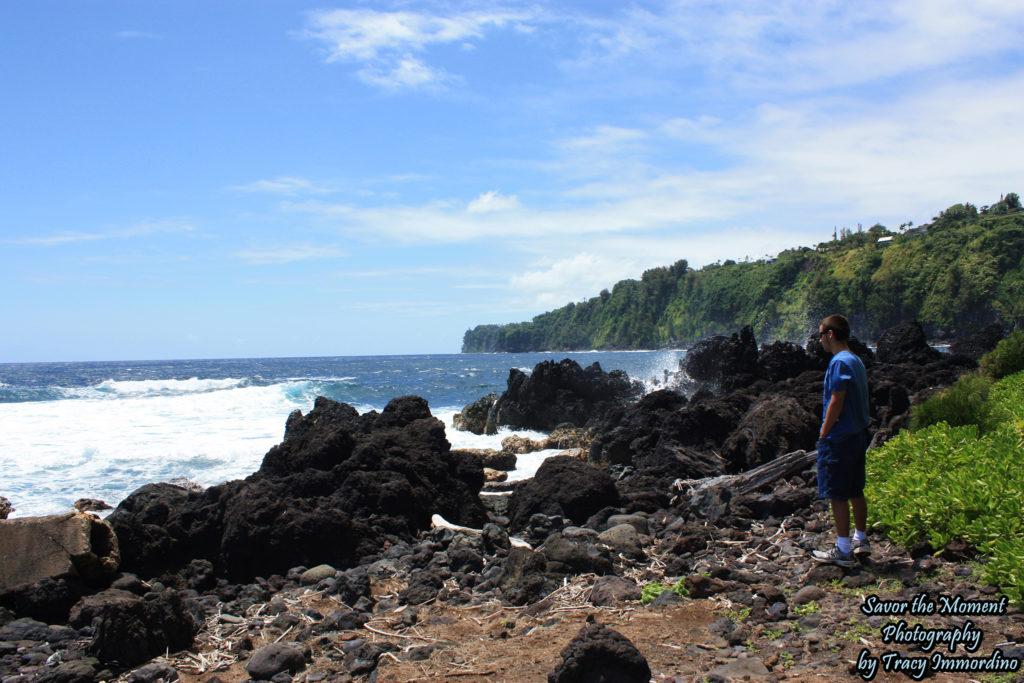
670 448 817 498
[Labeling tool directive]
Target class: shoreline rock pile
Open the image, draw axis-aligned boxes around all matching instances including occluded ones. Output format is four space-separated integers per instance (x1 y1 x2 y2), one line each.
109 395 488 583
1 322 1020 682
453 359 643 435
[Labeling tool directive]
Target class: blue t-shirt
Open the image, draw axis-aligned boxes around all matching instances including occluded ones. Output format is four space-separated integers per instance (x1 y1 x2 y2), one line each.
822 350 870 440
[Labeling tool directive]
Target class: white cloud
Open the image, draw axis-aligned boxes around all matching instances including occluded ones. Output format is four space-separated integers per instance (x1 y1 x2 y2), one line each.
264 65 1024 286
467 191 520 213
719 74 1024 215
285 190 728 245
8 221 195 246
551 1 1024 94
232 243 347 264
560 125 647 151
481 226 817 315
296 2 1024 96
270 2 1024 318
771 0 1024 91
358 56 450 90
660 116 724 143
302 7 529 89
331 265 488 280
231 177 337 196
509 253 640 309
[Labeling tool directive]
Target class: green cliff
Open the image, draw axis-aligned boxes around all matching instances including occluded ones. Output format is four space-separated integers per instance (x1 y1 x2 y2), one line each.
463 194 1024 352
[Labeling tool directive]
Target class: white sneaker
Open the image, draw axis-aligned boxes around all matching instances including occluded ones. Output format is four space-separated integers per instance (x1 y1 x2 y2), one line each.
812 545 854 567
852 538 872 556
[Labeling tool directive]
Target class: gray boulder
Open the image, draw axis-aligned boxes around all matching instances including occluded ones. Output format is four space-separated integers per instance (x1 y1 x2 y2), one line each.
0 512 119 592
597 524 644 560
246 642 307 680
589 576 641 606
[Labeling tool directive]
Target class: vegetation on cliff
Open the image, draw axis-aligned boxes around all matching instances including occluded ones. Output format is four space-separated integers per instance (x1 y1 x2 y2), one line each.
463 194 1023 351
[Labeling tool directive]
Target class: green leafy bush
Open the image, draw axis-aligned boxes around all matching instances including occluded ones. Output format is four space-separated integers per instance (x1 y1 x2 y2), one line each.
981 330 1024 380
909 373 991 431
640 577 689 604
987 369 1024 427
640 583 667 604
867 370 1024 606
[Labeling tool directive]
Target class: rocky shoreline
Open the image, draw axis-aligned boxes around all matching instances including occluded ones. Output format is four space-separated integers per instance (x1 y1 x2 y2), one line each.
2 322 1022 682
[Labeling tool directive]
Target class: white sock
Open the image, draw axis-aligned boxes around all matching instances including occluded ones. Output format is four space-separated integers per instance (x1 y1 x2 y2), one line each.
837 536 852 553
853 529 867 543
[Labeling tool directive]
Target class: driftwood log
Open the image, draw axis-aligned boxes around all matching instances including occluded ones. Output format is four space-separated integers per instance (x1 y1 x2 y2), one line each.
669 448 816 503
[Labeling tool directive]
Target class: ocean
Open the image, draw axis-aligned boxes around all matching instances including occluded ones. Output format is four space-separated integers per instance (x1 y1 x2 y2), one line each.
0 351 685 519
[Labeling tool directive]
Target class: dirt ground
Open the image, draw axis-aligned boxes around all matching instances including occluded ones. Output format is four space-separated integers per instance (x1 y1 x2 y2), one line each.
160 511 1024 683
369 601 717 682
167 576 1023 683
172 598 720 683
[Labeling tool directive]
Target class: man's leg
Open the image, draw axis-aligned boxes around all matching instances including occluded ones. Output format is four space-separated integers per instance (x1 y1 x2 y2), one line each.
831 498 851 553
813 439 854 565
851 496 870 554
851 496 867 533
813 497 854 565
831 498 851 537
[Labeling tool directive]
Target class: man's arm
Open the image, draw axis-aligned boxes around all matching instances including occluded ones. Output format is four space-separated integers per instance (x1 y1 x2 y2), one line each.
821 389 846 439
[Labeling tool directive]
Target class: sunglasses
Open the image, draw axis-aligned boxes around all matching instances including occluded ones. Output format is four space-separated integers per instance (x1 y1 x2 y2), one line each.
818 329 832 339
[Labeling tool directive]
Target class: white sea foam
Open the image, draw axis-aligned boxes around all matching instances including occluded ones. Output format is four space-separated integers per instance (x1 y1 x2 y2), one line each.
0 381 311 517
65 376 254 400
0 350 687 518
505 448 564 481
435 409 561 480
1 395 555 518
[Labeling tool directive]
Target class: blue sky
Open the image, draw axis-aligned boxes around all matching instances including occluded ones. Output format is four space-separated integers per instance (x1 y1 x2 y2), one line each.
2 1 1023 362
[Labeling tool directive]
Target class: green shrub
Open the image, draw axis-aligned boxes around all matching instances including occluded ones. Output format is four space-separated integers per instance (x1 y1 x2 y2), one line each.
868 370 1024 606
867 422 983 548
640 577 689 604
987 369 1024 426
640 582 667 604
910 373 992 431
981 330 1024 380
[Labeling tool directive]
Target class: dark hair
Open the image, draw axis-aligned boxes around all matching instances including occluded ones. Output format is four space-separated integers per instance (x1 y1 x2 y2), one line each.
821 314 851 341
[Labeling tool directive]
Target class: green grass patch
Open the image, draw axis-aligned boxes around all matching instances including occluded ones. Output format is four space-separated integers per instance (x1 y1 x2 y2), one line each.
725 606 752 623
823 576 902 596
867 370 1024 606
792 600 821 616
976 673 1019 683
832 617 875 642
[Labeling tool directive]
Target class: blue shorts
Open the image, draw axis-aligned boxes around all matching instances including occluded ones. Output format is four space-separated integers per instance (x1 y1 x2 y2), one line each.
816 429 868 500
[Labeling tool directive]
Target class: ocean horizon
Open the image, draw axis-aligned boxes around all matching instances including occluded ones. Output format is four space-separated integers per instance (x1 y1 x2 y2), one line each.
0 350 685 519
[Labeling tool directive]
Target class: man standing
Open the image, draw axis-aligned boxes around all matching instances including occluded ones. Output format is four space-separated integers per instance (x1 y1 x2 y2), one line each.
812 314 871 567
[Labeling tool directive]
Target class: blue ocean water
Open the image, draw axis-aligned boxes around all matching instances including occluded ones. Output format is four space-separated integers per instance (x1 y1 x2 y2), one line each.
0 351 684 518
